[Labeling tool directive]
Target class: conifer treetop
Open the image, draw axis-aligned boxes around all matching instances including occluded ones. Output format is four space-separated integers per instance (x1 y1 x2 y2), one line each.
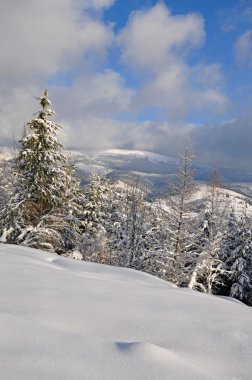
36 90 55 121
37 90 51 110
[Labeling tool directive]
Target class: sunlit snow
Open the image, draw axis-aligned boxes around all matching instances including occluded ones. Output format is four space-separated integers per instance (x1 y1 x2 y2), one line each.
103 149 176 163
0 244 251 380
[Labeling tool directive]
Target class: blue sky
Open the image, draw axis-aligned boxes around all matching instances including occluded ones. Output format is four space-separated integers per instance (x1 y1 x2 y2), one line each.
1 0 252 169
104 0 252 118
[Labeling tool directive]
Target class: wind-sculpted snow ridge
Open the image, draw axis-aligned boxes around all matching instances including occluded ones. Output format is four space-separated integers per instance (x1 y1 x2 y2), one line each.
0 245 251 380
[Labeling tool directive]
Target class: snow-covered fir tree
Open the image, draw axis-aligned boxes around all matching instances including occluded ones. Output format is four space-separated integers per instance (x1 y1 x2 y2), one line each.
81 174 108 231
100 179 172 274
0 151 15 212
106 179 149 268
0 91 82 252
221 211 252 305
79 175 110 264
187 170 232 293
136 197 174 279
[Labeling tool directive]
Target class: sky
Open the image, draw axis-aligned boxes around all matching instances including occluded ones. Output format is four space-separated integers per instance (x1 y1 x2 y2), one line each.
1 0 252 170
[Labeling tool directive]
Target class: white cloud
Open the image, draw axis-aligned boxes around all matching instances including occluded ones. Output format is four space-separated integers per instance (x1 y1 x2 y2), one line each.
219 1 252 32
117 3 227 119
118 3 205 73
0 0 114 80
66 70 133 115
0 1 235 169
0 0 115 141
82 0 116 10
191 115 252 170
115 115 252 170
0 84 40 142
192 63 223 87
235 30 252 65
37 68 134 151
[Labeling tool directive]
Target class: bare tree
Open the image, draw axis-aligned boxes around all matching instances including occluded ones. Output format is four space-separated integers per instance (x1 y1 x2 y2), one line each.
166 145 197 283
123 177 148 268
169 146 196 250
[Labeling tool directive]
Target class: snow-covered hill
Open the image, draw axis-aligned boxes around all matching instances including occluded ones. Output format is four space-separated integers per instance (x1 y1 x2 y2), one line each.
0 245 251 380
190 184 252 217
66 149 252 193
0 147 252 198
2 146 252 191
101 148 176 163
80 148 178 177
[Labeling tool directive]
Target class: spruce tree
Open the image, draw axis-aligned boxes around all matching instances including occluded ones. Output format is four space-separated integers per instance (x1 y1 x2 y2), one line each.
79 175 110 263
0 90 82 252
224 213 252 305
188 172 230 293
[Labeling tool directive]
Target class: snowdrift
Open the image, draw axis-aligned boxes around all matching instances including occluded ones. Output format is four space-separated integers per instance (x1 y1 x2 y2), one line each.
0 245 251 380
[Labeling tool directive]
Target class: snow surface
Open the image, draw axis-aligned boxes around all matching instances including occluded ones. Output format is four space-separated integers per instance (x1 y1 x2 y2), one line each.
103 149 176 163
0 244 251 380
75 161 112 175
193 185 252 217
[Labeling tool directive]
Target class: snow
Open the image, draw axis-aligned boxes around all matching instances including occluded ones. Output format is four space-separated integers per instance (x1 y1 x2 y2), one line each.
103 149 176 163
164 183 252 218
0 244 251 380
75 162 112 175
0 147 13 161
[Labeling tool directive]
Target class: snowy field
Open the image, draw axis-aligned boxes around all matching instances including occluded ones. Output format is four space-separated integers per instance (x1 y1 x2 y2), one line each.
0 245 251 380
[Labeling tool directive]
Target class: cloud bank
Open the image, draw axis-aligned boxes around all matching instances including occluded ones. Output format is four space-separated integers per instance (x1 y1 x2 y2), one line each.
0 1 250 169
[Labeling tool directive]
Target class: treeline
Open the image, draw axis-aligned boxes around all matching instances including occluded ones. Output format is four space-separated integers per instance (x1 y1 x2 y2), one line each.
0 91 251 306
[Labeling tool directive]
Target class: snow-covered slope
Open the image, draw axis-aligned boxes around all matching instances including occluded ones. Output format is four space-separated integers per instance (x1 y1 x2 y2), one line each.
90 148 178 177
191 185 252 216
102 148 176 163
2 147 252 190
65 148 252 191
0 245 251 380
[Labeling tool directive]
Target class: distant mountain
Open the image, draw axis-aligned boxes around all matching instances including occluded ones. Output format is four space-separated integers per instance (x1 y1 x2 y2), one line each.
71 149 252 196
1 146 252 197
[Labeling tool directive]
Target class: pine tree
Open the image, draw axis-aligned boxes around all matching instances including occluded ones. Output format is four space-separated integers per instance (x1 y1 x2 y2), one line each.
0 90 82 252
